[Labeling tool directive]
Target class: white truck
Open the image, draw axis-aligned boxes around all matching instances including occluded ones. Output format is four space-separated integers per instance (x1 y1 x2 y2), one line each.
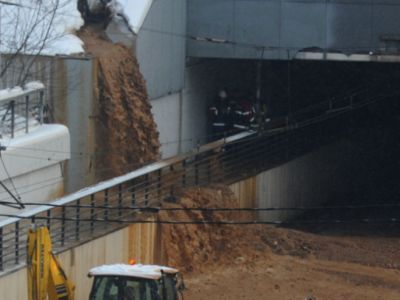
88 264 184 300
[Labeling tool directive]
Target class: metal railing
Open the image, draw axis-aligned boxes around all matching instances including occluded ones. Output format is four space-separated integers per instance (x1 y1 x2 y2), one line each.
0 87 391 275
0 85 45 138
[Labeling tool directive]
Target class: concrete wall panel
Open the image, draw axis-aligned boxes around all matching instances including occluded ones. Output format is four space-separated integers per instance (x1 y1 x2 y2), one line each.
326 3 372 50
230 176 257 208
136 0 186 99
62 59 95 193
150 60 220 158
188 0 400 60
281 2 326 48
150 93 181 158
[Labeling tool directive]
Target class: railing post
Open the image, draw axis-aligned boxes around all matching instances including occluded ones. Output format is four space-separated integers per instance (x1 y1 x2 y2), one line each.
169 165 175 198
47 210 51 230
104 189 109 224
75 199 80 241
157 169 162 201
39 91 44 124
195 155 199 185
207 159 211 184
0 227 3 271
61 206 66 247
182 160 186 187
90 194 95 233
144 174 149 206
14 222 19 265
10 100 15 138
131 184 136 206
118 185 122 218
25 95 29 133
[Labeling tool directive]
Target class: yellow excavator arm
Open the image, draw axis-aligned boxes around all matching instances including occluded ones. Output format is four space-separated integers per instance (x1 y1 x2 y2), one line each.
27 226 75 300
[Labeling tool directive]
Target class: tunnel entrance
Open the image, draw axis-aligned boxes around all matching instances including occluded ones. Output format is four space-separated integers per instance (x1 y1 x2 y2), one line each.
196 57 400 228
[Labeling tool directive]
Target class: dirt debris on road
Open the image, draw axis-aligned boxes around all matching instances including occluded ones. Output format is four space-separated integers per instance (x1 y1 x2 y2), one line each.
159 185 400 299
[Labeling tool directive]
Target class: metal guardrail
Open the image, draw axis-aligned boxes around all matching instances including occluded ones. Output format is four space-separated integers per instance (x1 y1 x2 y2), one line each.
0 87 391 275
0 85 45 138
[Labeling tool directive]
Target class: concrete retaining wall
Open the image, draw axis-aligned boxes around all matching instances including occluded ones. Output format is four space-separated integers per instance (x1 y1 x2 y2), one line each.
0 222 160 300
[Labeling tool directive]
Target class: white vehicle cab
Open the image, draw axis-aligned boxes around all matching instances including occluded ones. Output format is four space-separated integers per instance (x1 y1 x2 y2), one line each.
88 264 184 300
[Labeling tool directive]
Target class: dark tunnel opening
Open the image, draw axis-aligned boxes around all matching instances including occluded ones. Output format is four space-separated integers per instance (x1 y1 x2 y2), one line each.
200 57 400 234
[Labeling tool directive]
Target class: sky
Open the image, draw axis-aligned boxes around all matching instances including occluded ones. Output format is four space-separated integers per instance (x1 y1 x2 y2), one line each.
0 0 84 55
0 0 153 56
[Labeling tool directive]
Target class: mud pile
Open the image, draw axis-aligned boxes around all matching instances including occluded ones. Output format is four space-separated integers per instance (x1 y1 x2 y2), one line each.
79 28 159 179
159 185 400 274
159 185 265 273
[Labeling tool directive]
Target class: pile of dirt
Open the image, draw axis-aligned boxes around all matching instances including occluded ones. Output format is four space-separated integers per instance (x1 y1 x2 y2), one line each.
159 185 400 299
159 185 267 273
160 185 400 272
79 28 160 179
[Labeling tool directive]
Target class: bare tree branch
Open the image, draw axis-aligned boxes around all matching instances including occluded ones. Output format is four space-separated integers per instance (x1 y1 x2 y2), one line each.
0 0 77 86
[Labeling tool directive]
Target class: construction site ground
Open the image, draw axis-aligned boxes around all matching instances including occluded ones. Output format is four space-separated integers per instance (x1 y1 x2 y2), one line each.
160 186 400 300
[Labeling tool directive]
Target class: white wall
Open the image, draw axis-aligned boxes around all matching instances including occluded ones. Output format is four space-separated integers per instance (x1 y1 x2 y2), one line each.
0 164 64 220
135 0 186 99
150 93 181 158
150 61 219 158
0 124 69 219
0 125 69 180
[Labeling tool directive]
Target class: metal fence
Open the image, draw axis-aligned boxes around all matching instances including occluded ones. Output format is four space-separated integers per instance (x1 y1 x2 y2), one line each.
0 85 45 138
0 87 389 275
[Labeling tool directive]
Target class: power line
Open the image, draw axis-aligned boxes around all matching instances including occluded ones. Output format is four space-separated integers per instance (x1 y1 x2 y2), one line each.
0 201 399 212
0 176 62 196
0 212 398 226
3 126 242 159
0 1 22 7
0 145 23 208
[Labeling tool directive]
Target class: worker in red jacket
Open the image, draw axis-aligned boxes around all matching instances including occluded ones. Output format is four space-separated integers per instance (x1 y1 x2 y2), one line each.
233 98 256 131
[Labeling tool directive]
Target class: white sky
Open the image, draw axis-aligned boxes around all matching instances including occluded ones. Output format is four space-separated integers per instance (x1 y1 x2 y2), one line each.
0 0 84 55
112 0 153 34
0 0 153 55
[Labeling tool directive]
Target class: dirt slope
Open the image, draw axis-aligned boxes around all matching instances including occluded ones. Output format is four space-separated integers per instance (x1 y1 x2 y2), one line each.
159 186 400 299
79 28 160 179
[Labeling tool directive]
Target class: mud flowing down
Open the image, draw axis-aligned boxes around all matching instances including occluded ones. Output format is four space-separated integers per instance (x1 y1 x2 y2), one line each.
79 28 160 179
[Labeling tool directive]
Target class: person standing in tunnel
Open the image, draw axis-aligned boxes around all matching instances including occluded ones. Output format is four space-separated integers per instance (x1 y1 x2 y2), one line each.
208 89 234 140
233 97 256 131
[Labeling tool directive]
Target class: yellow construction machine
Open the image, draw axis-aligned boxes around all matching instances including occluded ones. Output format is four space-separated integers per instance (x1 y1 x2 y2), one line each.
27 226 184 300
27 226 75 300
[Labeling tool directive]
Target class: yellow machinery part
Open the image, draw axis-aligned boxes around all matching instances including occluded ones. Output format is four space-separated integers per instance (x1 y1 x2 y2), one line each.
48 252 75 300
27 226 75 300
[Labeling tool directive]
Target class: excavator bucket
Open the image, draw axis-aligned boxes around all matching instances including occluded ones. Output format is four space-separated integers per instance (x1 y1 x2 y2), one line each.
27 226 75 300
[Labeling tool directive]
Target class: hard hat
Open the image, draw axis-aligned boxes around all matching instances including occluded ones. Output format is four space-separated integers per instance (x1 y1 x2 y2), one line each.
218 90 227 99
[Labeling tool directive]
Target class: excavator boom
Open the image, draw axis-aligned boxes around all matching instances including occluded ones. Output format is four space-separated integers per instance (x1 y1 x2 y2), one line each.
27 226 75 300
